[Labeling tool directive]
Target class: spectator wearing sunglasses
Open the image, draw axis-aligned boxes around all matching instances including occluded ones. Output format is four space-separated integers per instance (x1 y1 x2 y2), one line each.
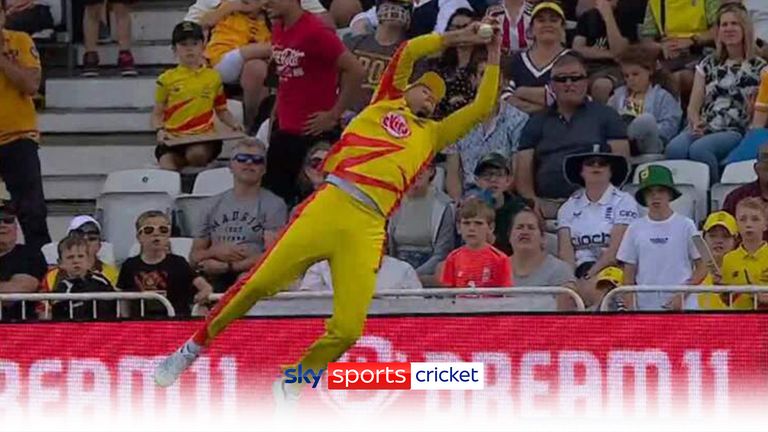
191 138 287 292
41 215 119 297
516 52 630 219
118 211 213 317
294 142 331 209
0 201 47 322
556 147 637 279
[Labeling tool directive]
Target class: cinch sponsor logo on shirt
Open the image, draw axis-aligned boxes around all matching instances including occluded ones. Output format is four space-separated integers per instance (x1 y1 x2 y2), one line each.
285 362 485 390
571 233 611 248
650 237 669 245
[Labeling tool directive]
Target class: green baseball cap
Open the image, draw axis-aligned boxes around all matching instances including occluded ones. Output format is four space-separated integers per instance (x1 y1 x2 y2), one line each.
635 165 681 206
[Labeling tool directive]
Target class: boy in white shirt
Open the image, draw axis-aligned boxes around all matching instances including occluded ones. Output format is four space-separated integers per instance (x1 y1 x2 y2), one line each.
616 165 707 310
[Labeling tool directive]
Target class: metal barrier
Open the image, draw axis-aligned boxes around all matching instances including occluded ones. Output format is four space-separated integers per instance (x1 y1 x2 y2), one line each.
205 287 586 316
0 292 176 320
599 285 768 311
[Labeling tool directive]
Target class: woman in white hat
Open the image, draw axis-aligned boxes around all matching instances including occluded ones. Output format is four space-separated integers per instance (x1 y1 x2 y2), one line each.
556 146 638 279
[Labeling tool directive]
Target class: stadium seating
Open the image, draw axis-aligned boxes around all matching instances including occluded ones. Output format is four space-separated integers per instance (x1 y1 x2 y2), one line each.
191 167 233 195
102 169 181 196
720 160 757 184
174 195 211 237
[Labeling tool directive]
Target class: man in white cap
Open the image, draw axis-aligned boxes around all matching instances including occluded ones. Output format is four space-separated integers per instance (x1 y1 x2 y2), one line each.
43 215 119 287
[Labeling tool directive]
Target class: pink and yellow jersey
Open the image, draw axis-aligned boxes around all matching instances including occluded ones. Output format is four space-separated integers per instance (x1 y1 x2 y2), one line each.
323 33 500 216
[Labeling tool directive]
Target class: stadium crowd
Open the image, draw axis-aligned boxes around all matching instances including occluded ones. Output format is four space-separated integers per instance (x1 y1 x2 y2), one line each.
3 0 768 320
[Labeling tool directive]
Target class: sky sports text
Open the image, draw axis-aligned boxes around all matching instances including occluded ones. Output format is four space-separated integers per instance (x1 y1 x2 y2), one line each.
284 362 485 390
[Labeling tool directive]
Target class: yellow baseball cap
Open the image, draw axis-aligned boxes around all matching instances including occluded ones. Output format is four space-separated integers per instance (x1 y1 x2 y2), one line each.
596 266 624 287
703 211 738 236
407 72 446 103
531 1 566 21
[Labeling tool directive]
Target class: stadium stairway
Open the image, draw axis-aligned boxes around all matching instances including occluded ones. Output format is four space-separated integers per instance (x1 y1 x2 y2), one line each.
34 0 211 241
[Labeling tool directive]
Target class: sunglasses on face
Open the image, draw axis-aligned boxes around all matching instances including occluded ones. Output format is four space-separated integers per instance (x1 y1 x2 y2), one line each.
233 153 266 165
552 75 588 84
0 215 16 225
583 157 609 167
139 225 171 236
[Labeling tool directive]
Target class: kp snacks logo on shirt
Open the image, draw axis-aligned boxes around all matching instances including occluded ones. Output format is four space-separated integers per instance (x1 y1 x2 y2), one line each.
381 112 411 138
284 362 484 390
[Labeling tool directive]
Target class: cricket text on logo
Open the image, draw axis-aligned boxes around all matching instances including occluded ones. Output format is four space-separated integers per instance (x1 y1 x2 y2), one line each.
324 362 484 390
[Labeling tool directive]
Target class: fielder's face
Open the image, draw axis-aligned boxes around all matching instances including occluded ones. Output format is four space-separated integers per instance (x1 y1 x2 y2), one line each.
404 85 436 118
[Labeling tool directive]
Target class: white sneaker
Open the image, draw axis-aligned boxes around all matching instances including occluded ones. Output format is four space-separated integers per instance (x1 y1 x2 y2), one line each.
272 377 301 416
154 342 200 387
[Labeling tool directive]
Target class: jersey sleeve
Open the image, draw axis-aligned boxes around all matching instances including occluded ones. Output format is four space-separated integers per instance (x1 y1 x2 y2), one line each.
614 194 639 226
440 253 457 287
556 199 574 230
315 25 346 64
155 73 169 104
116 260 137 292
496 256 513 287
371 33 445 104
435 64 501 151
213 74 227 110
616 223 637 265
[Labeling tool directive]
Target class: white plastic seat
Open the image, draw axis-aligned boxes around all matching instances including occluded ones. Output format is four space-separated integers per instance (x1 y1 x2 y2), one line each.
174 194 213 237
629 153 664 166
720 159 757 184
633 160 709 223
96 192 174 264
41 241 116 266
102 169 181 196
128 237 194 261
623 183 697 222
710 183 743 211
192 167 233 195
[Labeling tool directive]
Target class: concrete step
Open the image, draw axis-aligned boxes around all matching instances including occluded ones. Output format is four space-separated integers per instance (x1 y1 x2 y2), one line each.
125 8 189 42
39 134 157 200
76 41 175 67
46 76 157 109
40 108 152 133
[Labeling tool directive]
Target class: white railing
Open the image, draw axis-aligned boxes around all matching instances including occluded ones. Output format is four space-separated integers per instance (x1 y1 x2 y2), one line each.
206 286 586 312
599 285 768 311
0 292 176 320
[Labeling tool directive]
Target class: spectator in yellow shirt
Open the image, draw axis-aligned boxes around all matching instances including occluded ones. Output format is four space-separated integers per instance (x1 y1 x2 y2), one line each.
151 21 244 171
721 197 768 308
0 0 50 250
695 211 751 310
204 0 272 130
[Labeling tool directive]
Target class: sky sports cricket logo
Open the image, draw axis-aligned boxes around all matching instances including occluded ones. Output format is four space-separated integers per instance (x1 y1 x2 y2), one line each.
284 362 485 390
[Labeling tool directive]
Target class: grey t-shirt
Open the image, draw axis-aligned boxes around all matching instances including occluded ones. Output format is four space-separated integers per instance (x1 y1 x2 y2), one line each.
344 33 403 113
511 254 575 311
513 254 574 287
194 189 288 254
518 101 627 199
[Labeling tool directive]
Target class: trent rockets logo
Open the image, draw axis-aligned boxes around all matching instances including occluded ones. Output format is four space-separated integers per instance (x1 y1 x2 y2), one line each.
381 112 411 138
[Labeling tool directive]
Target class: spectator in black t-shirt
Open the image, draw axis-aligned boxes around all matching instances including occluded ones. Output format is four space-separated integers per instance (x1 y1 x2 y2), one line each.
0 202 46 321
118 211 213 317
572 0 630 103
